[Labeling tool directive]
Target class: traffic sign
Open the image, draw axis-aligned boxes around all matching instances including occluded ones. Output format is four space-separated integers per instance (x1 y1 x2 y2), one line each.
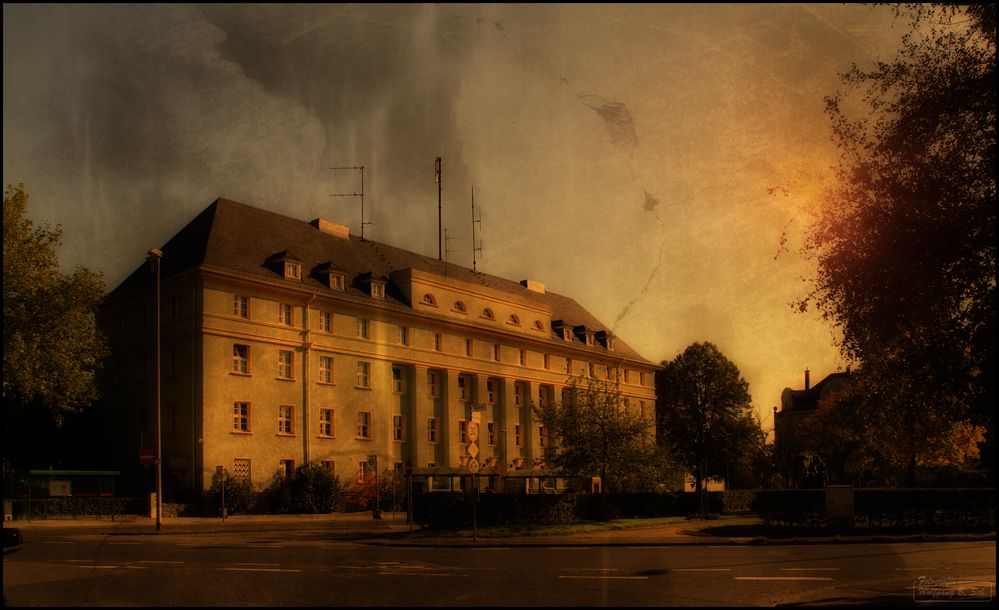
139 448 154 465
467 458 480 474
467 442 479 458
467 421 479 443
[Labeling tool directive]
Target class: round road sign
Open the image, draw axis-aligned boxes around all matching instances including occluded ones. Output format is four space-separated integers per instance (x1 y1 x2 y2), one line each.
467 458 480 474
467 421 479 442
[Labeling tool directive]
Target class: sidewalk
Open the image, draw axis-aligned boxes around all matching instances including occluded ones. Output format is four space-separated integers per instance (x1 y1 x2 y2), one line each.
6 513 994 547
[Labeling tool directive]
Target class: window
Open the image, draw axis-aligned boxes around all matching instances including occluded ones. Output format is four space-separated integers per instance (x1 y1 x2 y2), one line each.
624 369 631 384
514 383 523 407
458 420 467 444
278 350 294 379
321 460 335 475
371 282 385 299
233 402 251 432
544 354 551 370
233 458 251 482
533 320 544 331
280 458 296 479
585 334 595 347
428 370 439 398
639 401 646 419
232 344 250 374
538 386 548 407
428 418 438 442
421 293 437 306
393 415 405 441
623 398 631 413
233 295 249 318
398 325 409 345
508 314 520 326
319 311 332 332
278 405 294 435
357 460 371 481
329 272 345 291
464 338 473 357
486 379 496 403
562 328 572 342
487 422 495 445
434 333 443 352
357 412 371 438
453 301 466 313
356 361 371 388
588 363 595 377
318 355 334 384
279 303 293 326
319 408 334 437
640 372 647 386
565 358 573 374
458 376 468 400
285 262 302 280
357 318 369 339
482 308 494 320
519 349 527 366
539 425 547 448
392 367 406 393
514 424 522 446
493 343 501 361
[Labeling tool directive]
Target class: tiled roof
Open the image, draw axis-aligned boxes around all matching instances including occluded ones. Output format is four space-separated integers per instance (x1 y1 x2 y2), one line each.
111 197 652 364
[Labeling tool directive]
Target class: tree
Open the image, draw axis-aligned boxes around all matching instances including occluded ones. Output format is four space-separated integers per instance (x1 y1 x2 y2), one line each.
656 342 758 513
532 374 670 494
3 184 109 421
796 5 996 482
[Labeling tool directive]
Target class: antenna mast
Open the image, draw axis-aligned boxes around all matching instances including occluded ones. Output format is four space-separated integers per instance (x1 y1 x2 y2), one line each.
435 157 444 260
471 186 482 272
330 165 370 239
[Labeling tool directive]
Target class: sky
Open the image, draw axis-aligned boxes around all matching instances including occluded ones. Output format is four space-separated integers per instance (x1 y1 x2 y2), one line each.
3 4 907 432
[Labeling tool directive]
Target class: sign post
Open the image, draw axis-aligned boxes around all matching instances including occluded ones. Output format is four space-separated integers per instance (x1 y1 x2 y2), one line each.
468 409 483 542
405 459 413 532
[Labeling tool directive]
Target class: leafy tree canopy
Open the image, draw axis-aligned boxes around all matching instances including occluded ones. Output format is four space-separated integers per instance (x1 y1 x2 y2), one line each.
3 184 109 419
533 374 675 493
656 342 762 495
796 4 996 474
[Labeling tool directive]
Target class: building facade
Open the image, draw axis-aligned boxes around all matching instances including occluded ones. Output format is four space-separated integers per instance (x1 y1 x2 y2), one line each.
100 198 658 495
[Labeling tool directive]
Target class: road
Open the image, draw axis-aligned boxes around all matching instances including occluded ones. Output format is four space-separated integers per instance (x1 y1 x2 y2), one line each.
3 527 995 606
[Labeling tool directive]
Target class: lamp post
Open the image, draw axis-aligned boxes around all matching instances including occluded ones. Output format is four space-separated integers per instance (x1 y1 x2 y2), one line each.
147 247 163 532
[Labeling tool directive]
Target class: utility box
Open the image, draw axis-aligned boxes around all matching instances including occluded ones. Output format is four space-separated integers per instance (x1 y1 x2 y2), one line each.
825 485 854 531
149 492 158 519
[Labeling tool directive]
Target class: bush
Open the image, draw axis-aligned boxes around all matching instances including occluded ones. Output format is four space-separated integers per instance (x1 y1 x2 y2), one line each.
289 462 343 514
208 468 254 515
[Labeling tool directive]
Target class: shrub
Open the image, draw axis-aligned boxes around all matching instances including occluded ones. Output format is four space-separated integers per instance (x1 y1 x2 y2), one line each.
208 468 254 515
289 462 343 514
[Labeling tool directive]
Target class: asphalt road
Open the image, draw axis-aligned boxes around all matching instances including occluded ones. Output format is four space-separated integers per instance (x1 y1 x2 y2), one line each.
3 528 995 606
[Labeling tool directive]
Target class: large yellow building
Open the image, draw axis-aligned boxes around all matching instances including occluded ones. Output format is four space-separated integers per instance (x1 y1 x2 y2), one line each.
100 198 657 496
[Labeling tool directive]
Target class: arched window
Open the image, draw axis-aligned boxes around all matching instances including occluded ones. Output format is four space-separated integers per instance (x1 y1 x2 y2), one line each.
421 293 437 306
533 320 544 331
508 314 521 326
453 301 467 313
482 308 495 320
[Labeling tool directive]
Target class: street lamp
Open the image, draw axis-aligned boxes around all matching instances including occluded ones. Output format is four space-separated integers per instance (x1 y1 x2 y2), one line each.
147 247 163 532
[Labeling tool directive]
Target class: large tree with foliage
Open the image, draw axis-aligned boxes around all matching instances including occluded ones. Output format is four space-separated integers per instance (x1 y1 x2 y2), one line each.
656 342 760 504
533 374 674 493
796 5 996 483
3 184 108 420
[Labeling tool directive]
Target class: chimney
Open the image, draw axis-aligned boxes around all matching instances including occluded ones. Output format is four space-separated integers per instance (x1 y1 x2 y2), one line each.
311 218 350 239
804 368 810 390
520 279 546 293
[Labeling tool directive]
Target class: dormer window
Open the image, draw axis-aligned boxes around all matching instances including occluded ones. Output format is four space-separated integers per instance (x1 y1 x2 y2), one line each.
284 261 302 280
422 293 437 306
482 308 495 320
552 320 573 342
329 273 345 291
355 271 387 300
596 330 615 350
453 301 467 314
586 334 595 347
271 251 303 281
371 282 385 299
507 314 521 326
533 320 544 331
562 328 572 342
315 262 345 291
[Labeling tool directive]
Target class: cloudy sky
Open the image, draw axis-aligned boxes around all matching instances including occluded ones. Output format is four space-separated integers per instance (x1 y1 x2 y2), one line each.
3 4 906 429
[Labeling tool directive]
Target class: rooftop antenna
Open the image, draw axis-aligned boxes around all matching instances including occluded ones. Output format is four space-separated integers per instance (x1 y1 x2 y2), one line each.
471 185 482 272
330 165 370 239
435 157 443 260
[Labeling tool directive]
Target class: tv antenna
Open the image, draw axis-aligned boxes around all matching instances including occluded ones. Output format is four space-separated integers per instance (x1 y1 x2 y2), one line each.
435 156 443 260
471 186 482 272
330 165 370 239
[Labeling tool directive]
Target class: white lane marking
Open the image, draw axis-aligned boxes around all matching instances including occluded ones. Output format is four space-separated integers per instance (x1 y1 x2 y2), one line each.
109 542 141 545
219 568 301 572
560 575 649 580
562 568 618 572
468 547 510 551
233 562 280 566
76 565 120 569
674 568 732 572
139 560 184 564
736 576 835 581
42 541 76 544
550 547 592 550
377 572 453 577
125 566 148 570
780 568 841 572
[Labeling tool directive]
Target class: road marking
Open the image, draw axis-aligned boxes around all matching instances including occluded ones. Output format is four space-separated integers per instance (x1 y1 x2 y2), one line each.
735 577 835 582
559 576 649 580
377 572 453 577
468 547 510 551
139 560 184 564
549 547 592 550
125 566 148 570
76 565 120 569
674 568 732 572
780 568 840 572
42 541 76 544
562 568 618 572
219 568 301 572
109 542 141 545
233 562 280 566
